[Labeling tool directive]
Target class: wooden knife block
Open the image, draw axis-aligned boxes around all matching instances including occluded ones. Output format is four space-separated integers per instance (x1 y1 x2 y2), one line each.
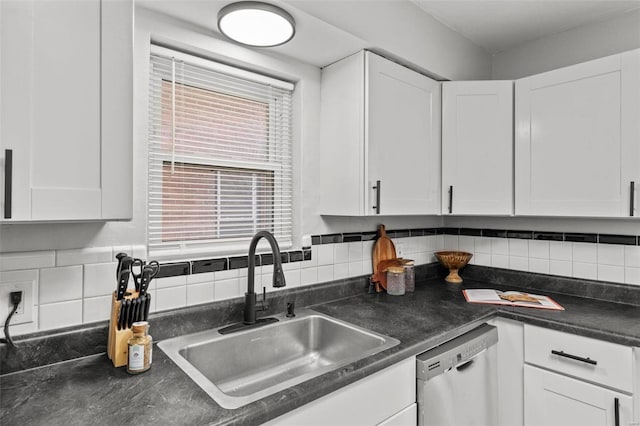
107 291 138 368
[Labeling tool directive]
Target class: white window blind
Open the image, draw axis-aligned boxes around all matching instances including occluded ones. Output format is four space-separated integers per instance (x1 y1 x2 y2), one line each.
148 48 293 257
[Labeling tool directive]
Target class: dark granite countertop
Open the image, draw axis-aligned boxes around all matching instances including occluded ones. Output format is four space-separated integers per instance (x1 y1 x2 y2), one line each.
2 271 640 426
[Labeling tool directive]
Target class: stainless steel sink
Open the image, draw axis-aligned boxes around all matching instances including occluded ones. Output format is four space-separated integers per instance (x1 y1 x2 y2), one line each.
158 309 399 409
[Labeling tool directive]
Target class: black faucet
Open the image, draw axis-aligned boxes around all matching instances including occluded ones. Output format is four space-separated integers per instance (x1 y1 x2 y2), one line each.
244 230 286 325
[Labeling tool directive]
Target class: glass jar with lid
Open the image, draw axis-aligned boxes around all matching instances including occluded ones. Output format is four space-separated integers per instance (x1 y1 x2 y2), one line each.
404 261 415 292
386 266 405 296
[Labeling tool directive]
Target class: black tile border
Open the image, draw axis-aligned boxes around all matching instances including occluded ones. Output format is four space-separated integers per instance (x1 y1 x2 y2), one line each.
157 227 639 278
309 228 640 247
598 234 638 245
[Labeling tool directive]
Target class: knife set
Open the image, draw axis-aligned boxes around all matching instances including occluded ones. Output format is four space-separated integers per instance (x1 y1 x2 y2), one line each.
107 253 158 367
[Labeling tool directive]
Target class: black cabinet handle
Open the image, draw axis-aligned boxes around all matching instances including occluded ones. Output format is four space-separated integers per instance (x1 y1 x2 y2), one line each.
448 185 453 214
614 397 620 426
551 349 597 365
372 180 381 215
4 149 12 219
630 181 635 217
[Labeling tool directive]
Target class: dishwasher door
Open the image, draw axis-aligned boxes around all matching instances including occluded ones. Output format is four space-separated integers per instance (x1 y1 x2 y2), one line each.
416 324 499 426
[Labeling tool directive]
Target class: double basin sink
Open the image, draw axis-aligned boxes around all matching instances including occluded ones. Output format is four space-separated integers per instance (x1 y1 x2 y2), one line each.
158 309 399 409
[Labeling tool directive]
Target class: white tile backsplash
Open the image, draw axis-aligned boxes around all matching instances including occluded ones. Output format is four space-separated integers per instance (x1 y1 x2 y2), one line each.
317 244 334 266
301 267 318 286
529 240 549 259
529 258 550 274
40 266 83 304
155 285 187 311
550 260 572 276
598 264 625 283
491 238 509 256
443 235 459 250
83 295 112 323
491 254 509 268
458 236 475 253
572 243 597 263
625 267 640 285
624 246 640 268
348 242 363 262
597 244 625 266
573 262 597 280
186 282 214 305
474 237 491 254
39 300 82 331
509 256 528 271
2 232 639 336
84 262 117 298
549 241 572 261
56 247 112 267
0 251 55 272
155 275 187 289
333 244 349 264
214 277 242 301
333 262 349 280
509 239 529 258
317 265 334 283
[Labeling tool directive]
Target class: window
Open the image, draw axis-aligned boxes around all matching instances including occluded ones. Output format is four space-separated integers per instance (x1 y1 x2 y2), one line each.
148 47 293 257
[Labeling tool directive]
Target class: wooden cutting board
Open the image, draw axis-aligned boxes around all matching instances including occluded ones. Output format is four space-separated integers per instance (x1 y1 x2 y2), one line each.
371 224 397 291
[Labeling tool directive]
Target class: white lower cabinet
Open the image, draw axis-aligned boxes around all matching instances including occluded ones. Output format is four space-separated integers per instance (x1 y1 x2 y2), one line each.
378 403 417 426
523 324 637 426
265 357 416 426
490 317 525 426
524 365 632 426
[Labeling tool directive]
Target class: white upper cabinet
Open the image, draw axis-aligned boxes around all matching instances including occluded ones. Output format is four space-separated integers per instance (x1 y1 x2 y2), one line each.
515 49 640 217
441 81 513 215
0 0 133 222
319 51 441 216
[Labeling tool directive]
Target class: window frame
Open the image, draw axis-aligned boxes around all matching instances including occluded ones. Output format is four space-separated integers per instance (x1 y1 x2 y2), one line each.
147 45 294 260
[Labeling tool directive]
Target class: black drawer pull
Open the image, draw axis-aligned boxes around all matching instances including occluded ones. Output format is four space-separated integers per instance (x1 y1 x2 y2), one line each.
4 149 12 219
448 185 453 214
372 180 381 215
551 349 597 365
630 181 635 217
614 397 620 426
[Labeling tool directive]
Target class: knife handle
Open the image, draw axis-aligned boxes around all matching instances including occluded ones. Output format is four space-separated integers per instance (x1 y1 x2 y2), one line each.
138 265 155 296
116 257 133 300
143 294 151 321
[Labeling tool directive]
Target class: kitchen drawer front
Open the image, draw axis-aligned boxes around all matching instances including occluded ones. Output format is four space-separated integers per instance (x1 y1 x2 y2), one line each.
524 324 633 392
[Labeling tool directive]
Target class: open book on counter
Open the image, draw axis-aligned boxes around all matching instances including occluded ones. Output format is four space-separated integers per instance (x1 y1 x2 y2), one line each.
463 289 565 311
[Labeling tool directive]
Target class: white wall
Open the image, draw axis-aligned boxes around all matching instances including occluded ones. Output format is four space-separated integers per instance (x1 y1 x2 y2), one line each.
492 8 640 79
286 0 492 80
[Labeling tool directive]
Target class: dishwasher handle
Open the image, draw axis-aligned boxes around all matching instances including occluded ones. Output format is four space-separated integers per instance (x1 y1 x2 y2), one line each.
456 358 474 372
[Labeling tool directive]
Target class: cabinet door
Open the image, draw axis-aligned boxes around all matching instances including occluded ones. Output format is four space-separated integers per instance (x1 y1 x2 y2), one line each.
366 52 441 215
1 0 102 220
442 81 513 215
0 0 132 221
524 365 632 426
515 49 640 217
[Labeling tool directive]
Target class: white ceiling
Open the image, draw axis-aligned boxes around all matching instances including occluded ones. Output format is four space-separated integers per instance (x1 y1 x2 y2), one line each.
138 0 640 66
412 0 640 54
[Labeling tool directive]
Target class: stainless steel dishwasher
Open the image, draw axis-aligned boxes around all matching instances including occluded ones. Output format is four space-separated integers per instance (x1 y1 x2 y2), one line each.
416 323 499 426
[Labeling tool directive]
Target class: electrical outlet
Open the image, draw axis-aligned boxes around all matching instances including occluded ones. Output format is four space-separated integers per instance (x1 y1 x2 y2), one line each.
1 281 34 326
396 242 405 257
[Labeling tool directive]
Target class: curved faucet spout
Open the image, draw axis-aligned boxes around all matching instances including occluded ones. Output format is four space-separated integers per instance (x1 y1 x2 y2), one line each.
245 231 287 324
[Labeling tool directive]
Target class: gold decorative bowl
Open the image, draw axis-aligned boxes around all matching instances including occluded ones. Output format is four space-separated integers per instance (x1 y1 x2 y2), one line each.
435 251 473 283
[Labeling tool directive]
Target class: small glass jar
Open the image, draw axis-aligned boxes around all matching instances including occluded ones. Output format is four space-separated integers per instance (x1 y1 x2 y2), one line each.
127 321 152 374
386 266 405 296
404 261 415 292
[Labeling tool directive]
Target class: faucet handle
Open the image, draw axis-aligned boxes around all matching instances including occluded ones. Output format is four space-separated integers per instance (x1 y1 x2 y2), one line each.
257 287 269 312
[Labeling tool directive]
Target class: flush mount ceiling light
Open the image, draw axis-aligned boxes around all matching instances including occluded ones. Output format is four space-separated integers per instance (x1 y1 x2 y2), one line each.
217 1 296 47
